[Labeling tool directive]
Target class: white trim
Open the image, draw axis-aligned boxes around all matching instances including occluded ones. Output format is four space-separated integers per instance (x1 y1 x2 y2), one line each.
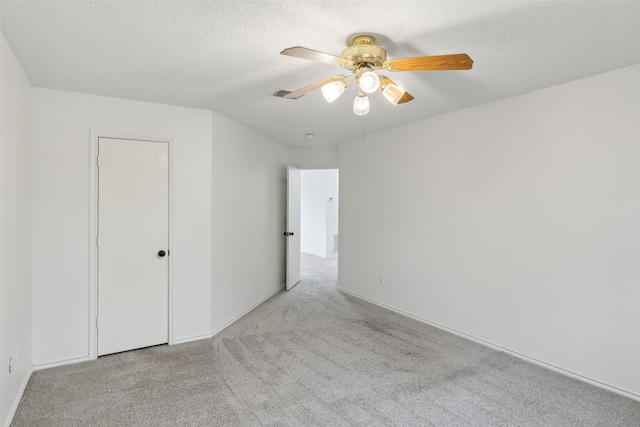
176 284 285 344
89 130 175 360
3 368 32 427
33 282 282 363
168 137 175 345
212 284 286 336
32 355 91 371
174 284 286 345
172 332 216 345
296 164 339 170
36 284 283 370
338 287 640 403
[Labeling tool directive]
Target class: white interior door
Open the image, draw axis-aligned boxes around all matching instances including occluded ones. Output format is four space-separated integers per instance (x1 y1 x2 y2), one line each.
97 137 169 356
286 166 301 290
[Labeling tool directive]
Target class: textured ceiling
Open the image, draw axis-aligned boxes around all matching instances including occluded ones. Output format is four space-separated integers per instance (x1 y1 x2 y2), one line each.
1 1 639 146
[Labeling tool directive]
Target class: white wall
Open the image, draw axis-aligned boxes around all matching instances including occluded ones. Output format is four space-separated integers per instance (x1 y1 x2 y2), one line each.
210 113 291 332
339 65 640 399
0 33 33 426
32 89 213 365
301 170 332 257
293 146 338 169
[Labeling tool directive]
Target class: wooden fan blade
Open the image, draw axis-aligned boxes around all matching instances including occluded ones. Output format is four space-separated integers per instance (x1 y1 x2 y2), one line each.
274 75 345 100
379 76 414 105
385 54 473 71
281 46 348 67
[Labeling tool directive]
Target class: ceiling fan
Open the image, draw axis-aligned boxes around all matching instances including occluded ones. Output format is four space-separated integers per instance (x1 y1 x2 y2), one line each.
274 35 473 115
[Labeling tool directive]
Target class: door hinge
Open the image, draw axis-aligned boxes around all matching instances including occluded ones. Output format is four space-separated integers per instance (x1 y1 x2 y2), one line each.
95 317 99 329
96 156 100 167
96 236 99 247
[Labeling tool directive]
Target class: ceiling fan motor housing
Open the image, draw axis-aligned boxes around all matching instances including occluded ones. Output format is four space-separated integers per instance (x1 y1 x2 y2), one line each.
342 35 387 69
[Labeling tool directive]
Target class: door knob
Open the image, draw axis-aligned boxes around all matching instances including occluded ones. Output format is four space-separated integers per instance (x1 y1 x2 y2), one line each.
158 250 166 257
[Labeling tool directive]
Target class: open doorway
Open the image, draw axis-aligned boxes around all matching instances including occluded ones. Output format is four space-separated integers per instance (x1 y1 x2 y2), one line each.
300 169 339 283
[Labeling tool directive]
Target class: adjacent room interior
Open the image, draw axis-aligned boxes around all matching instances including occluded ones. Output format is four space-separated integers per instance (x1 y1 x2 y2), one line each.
1 1 638 426
300 168 339 272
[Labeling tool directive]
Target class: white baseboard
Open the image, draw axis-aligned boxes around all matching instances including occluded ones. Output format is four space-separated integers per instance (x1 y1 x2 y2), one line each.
210 284 285 337
173 331 215 345
32 355 91 371
338 287 640 403
174 284 286 345
32 285 286 369
4 367 32 427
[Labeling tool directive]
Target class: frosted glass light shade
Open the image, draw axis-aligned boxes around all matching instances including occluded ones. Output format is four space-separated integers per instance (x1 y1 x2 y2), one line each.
353 93 369 115
359 71 380 94
321 81 346 103
382 83 411 105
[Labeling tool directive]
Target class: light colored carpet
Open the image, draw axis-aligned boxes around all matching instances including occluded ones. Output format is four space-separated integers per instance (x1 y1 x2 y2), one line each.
12 253 640 426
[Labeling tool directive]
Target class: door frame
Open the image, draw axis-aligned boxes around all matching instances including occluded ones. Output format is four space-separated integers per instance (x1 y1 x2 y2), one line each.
326 169 339 257
295 165 340 278
88 130 174 360
286 166 301 290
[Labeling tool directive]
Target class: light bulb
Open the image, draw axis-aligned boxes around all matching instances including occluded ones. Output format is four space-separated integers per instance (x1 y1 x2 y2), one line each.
321 81 346 103
359 71 380 94
353 92 370 116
